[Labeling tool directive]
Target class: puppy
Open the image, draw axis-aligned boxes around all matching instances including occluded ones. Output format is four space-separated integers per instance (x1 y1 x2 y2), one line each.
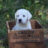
12 9 32 31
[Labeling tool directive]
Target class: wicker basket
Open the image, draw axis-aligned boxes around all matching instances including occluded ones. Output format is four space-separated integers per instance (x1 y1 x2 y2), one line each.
6 20 46 48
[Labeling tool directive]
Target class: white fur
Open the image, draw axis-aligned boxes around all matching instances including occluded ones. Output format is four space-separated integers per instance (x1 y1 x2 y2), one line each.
12 9 32 31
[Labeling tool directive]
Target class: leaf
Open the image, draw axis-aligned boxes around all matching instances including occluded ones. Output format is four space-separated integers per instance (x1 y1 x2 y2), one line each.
27 0 31 7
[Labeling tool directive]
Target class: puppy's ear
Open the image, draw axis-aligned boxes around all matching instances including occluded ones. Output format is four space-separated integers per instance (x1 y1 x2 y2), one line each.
27 11 32 20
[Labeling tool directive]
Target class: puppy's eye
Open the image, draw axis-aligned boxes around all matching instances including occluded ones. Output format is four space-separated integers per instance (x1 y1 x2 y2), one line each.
17 15 19 17
23 15 25 17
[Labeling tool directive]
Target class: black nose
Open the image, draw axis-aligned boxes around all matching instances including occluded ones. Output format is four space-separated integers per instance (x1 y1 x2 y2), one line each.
19 19 21 23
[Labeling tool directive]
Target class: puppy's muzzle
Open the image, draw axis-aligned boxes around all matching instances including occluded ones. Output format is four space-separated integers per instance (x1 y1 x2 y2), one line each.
19 19 22 23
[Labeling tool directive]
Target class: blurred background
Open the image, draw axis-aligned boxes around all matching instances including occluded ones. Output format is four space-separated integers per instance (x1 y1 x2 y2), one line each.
0 0 48 48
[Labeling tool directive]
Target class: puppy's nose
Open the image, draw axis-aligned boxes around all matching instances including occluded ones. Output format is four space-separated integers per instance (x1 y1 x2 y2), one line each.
19 19 21 23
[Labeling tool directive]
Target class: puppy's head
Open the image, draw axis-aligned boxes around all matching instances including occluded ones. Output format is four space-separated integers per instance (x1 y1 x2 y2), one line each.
15 9 32 24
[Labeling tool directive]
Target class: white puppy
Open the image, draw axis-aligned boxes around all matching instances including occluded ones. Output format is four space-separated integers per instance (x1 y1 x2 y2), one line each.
12 9 32 31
